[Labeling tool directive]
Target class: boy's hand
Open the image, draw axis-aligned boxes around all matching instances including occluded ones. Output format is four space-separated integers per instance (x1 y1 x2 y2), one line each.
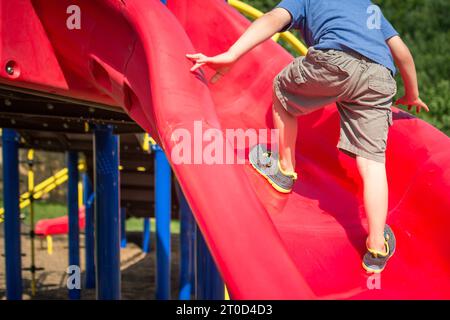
186 51 237 83
185 7 291 83
395 95 430 113
387 37 429 114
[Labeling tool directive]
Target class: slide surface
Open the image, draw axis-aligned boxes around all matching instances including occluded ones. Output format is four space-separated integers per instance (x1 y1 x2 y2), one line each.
1 0 449 299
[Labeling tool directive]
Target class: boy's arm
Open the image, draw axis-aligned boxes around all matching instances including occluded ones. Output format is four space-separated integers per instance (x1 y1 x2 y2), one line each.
186 8 291 83
227 8 291 60
387 35 429 113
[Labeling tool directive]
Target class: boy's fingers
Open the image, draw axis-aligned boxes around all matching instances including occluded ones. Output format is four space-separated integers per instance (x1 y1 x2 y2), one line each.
394 98 429 113
190 64 202 72
196 58 209 64
190 62 204 72
188 54 210 62
186 53 203 59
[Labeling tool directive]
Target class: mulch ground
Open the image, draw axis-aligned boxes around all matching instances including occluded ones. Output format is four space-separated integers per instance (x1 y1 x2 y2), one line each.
0 224 181 300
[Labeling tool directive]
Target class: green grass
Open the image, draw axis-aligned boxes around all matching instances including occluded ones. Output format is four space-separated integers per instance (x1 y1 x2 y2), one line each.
126 217 180 234
0 200 181 234
21 201 68 226
1 200 181 234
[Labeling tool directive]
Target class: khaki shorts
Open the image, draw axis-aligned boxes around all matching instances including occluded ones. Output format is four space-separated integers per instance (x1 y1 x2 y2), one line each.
273 47 397 163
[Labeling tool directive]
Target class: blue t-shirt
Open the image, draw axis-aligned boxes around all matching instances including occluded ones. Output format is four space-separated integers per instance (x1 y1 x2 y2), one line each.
275 0 399 74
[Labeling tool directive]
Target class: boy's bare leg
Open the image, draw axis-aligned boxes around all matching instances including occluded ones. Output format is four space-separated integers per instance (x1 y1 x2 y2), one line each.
272 92 297 173
356 156 388 252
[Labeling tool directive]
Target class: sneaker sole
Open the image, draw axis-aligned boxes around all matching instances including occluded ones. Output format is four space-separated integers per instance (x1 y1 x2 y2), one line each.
362 226 396 274
362 260 387 274
249 160 292 194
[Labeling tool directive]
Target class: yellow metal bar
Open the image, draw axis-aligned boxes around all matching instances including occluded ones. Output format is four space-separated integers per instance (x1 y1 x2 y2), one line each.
225 286 230 300
228 0 262 18
27 150 35 190
46 235 53 255
142 134 150 152
149 136 157 147
227 0 308 56
272 33 281 42
142 134 158 152
280 31 308 56
32 175 68 200
0 162 85 221
27 149 37 296
78 181 83 208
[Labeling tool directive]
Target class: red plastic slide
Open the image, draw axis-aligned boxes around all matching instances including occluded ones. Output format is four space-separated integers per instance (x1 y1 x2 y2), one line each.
1 0 449 299
35 207 86 237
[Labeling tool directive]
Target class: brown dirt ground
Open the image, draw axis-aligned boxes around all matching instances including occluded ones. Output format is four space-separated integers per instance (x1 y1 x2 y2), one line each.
0 224 181 300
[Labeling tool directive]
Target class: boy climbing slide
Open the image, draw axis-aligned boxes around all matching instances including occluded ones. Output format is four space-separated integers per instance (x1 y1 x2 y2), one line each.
186 0 429 273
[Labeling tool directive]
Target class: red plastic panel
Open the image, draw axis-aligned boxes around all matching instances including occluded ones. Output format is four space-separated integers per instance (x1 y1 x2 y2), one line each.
35 207 86 236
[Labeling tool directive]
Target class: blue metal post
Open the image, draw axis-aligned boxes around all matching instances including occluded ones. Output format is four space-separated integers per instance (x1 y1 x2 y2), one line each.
142 217 151 253
120 207 127 249
156 0 173 300
67 151 80 300
2 129 22 300
94 125 120 300
82 173 95 289
175 183 195 300
195 226 224 300
152 144 171 300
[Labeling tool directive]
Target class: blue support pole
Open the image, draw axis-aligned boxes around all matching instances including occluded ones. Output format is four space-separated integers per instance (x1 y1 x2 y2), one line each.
120 207 127 249
2 129 22 300
82 173 95 289
94 125 120 300
67 151 80 300
142 217 151 253
175 183 195 300
152 144 171 300
195 226 224 300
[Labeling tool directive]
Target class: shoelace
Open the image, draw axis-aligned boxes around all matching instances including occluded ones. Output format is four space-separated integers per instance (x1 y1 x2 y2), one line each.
366 240 390 258
260 152 298 180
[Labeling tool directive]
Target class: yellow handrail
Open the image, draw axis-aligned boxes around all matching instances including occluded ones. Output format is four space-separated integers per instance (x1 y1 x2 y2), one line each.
227 0 308 56
142 134 157 152
0 163 86 222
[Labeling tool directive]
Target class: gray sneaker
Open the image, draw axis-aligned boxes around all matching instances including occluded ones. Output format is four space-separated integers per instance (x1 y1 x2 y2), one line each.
249 144 297 193
362 225 396 273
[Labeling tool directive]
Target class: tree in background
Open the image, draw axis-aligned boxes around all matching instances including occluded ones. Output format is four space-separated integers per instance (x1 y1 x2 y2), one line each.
244 0 450 135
